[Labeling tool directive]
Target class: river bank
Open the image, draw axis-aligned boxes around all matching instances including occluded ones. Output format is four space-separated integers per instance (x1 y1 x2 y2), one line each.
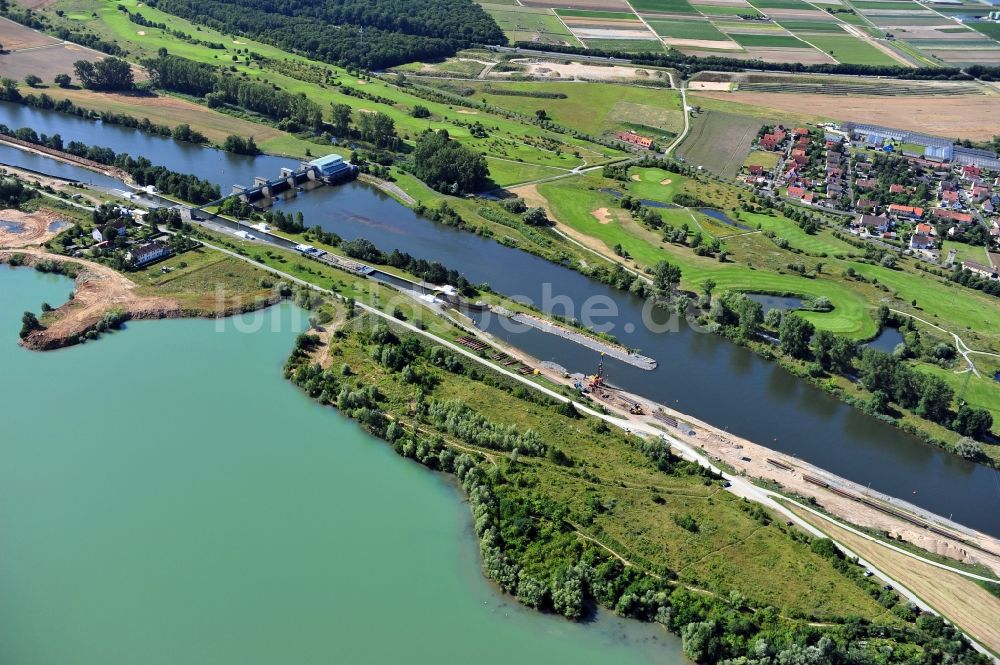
0 105 996 538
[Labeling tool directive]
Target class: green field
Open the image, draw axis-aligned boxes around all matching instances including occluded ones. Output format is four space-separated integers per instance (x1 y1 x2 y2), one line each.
968 22 1000 40
748 0 814 8
850 0 925 9
630 0 698 13
537 172 877 336
646 18 728 40
693 3 763 15
744 150 780 168
777 19 849 31
581 38 667 51
803 33 901 65
728 33 805 48
553 8 635 19
678 110 763 178
483 5 582 46
472 81 684 137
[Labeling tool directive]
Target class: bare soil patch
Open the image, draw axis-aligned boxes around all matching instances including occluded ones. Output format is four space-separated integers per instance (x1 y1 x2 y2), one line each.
694 90 1000 140
456 108 479 114
689 80 733 90
508 60 655 81
591 207 613 224
0 16 58 50
663 37 742 49
0 208 66 248
11 0 57 9
745 47 836 64
0 42 123 84
3 249 181 351
788 505 1000 655
42 88 280 144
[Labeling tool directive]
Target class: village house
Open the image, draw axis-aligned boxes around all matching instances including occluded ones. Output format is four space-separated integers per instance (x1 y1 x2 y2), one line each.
940 190 960 206
889 184 907 195
127 241 173 267
748 164 765 177
889 204 924 220
856 178 876 191
962 165 982 181
909 232 935 251
786 185 806 199
856 198 876 212
760 127 787 151
972 184 991 202
853 213 890 235
933 208 973 224
802 192 815 205
92 219 128 243
962 260 998 279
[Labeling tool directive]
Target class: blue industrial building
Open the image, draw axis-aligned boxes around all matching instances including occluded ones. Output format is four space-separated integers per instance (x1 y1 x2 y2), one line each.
308 154 356 179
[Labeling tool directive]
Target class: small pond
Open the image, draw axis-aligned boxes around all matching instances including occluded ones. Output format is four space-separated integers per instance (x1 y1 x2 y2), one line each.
866 327 905 354
747 293 805 311
698 208 753 231
0 220 25 234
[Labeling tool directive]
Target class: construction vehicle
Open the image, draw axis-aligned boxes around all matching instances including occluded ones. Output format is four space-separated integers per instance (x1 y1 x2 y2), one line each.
587 353 606 391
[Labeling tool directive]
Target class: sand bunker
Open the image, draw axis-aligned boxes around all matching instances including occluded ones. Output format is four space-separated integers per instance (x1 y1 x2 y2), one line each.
660 178 673 185
137 30 146 36
591 208 613 224
456 109 478 115
630 174 642 181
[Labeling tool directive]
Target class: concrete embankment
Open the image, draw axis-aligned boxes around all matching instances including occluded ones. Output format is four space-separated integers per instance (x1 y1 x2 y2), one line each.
0 135 132 183
490 305 657 370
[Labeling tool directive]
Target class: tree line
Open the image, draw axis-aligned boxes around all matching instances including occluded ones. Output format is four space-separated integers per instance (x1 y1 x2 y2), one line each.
0 125 220 204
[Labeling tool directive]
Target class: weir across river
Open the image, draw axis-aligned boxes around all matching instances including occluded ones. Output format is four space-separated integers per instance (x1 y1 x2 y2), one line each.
194 154 359 211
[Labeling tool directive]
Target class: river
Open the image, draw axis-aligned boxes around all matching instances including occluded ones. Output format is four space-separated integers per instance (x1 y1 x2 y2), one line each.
0 266 683 665
2 101 998 535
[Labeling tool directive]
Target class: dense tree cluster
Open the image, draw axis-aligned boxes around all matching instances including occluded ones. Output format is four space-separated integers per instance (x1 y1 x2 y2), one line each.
222 135 260 155
143 54 323 131
0 177 35 208
144 0 505 69
73 58 134 91
410 129 489 195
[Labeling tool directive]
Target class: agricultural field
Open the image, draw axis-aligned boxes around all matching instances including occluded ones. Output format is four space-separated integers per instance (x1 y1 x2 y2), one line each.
0 16 109 84
677 110 764 178
478 0 988 66
41 0 624 173
465 80 684 138
478 3 582 46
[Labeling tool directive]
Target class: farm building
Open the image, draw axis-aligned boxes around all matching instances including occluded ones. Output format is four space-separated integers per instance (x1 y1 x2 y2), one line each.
614 131 653 149
128 241 173 267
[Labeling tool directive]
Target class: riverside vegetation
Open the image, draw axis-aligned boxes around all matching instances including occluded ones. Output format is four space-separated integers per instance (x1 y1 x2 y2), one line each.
282 312 991 664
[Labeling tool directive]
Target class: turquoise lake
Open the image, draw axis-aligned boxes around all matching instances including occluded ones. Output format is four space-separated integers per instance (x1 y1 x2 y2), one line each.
0 266 683 665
